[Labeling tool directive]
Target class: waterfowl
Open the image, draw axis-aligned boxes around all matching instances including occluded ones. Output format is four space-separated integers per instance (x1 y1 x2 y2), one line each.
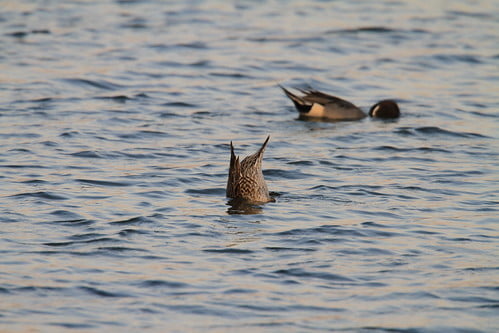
368 99 400 118
280 85 400 120
226 136 272 203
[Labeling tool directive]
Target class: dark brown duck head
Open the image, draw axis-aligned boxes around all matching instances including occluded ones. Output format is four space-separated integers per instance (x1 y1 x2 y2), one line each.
226 136 272 203
369 100 400 118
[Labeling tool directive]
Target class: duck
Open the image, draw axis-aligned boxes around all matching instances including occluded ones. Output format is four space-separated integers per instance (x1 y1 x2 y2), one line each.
226 136 273 203
280 85 400 120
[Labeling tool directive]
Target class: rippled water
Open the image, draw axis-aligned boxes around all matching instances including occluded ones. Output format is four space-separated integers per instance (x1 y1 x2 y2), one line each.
1 0 498 331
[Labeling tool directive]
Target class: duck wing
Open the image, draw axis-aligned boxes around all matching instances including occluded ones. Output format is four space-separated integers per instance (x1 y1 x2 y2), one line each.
299 89 358 109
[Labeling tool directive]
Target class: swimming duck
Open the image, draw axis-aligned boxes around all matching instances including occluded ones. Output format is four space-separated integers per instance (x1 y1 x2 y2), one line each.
226 136 272 203
280 85 400 120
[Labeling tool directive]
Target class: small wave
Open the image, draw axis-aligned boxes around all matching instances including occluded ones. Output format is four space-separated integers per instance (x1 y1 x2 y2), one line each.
223 288 257 295
447 10 494 19
118 228 149 236
6 31 29 38
162 101 198 108
373 145 451 153
118 130 170 140
186 188 226 196
116 151 157 159
137 280 188 289
66 233 103 241
264 168 314 180
203 248 254 254
6 29 51 38
95 95 131 102
59 131 80 138
49 322 95 329
448 295 499 305
350 209 403 219
264 246 316 252
47 218 94 227
175 176 204 185
433 54 483 64
62 78 124 91
396 126 487 138
79 286 131 298
44 237 117 247
136 190 167 199
0 132 41 139
50 209 81 218
47 210 95 226
157 111 187 119
97 246 148 253
1 164 46 169
11 191 67 201
121 18 148 30
76 179 131 187
30 97 54 103
286 160 315 166
274 268 354 282
273 225 365 238
311 184 382 192
155 59 211 68
466 110 499 118
338 247 395 256
247 35 325 44
326 26 428 34
329 26 395 34
209 72 253 79
138 130 169 137
175 41 208 49
13 286 66 294
70 150 104 158
189 60 211 67
19 179 47 184
109 216 153 225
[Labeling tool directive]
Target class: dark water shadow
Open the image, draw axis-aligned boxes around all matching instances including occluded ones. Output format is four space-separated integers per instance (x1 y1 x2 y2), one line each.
226 195 277 215
226 198 264 215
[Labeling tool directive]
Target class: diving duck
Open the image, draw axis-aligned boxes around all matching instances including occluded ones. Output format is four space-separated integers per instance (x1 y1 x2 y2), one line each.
280 85 400 120
226 136 272 203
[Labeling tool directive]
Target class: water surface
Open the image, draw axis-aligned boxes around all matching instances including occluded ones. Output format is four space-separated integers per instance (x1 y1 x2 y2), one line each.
1 0 498 331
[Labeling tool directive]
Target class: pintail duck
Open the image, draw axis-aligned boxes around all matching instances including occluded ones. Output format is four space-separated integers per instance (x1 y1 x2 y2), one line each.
280 85 400 120
226 136 273 203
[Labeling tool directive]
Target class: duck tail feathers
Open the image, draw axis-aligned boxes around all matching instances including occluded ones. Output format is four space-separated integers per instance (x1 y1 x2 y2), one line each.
257 135 270 156
279 84 312 114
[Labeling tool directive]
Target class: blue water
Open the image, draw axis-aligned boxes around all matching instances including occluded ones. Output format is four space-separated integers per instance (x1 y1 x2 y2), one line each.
1 0 498 331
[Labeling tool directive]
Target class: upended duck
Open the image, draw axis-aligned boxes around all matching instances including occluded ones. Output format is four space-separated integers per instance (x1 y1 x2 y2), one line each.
280 85 400 120
226 136 273 203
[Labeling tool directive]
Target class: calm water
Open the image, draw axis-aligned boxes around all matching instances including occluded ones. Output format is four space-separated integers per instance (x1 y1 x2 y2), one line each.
1 0 498 332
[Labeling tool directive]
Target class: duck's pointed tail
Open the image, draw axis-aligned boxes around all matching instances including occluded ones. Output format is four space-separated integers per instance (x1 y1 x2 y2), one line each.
257 135 270 156
279 84 312 114
227 141 241 198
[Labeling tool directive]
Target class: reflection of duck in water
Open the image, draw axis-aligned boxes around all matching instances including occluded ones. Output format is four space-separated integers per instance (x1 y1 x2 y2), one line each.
280 85 400 120
226 136 273 204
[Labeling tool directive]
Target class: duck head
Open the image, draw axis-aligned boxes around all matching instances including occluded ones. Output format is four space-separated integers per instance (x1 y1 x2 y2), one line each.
369 100 400 118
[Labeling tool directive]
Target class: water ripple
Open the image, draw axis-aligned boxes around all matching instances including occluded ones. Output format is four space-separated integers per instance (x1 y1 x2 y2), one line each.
396 126 489 138
62 78 125 91
76 179 133 187
11 191 68 201
1 1 497 331
274 268 354 282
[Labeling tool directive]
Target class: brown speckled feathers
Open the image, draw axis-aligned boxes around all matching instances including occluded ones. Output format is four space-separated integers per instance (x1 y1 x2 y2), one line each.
226 136 272 203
